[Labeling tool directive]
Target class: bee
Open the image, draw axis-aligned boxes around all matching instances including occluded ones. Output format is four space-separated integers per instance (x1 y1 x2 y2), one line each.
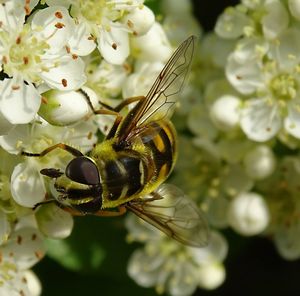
23 36 209 247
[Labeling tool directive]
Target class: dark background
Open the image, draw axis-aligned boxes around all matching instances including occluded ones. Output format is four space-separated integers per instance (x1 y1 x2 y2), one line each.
34 1 300 295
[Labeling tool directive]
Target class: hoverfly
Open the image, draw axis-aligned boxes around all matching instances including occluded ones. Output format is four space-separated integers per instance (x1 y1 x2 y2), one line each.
23 36 209 248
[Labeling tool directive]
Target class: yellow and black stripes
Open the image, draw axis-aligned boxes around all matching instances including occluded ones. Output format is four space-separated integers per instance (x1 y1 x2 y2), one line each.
141 121 177 183
95 120 177 209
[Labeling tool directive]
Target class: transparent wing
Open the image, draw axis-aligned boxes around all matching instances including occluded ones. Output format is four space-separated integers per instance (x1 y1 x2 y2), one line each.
118 36 196 142
126 183 209 248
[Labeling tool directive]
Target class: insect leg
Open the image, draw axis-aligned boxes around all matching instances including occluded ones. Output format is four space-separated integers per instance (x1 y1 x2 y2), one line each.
21 143 83 157
113 96 145 112
93 206 127 217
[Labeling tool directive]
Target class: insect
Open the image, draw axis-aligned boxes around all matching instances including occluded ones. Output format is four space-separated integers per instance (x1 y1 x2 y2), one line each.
23 36 209 248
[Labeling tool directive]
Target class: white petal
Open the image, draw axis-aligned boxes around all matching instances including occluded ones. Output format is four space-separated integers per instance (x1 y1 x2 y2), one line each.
31 6 75 53
0 124 30 154
36 203 73 239
0 79 41 124
197 263 226 290
274 222 300 260
131 22 172 62
284 99 300 138
233 37 269 63
226 54 264 95
240 99 281 141
0 1 25 32
127 249 164 287
210 95 241 131
243 145 276 180
40 56 86 90
122 6 155 36
270 28 300 71
262 0 289 39
98 26 129 65
0 111 14 135
11 163 46 208
228 192 270 236
23 270 42 296
3 227 45 269
215 7 251 39
40 86 99 126
0 210 11 246
68 23 96 56
189 231 228 265
289 0 300 20
167 262 198 296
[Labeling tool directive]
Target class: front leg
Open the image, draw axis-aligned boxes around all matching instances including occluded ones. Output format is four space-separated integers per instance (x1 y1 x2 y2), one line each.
93 206 127 217
21 143 83 158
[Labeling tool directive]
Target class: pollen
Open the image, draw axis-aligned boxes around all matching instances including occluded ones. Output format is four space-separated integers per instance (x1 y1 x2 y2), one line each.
62 78 68 87
11 85 20 90
55 11 63 19
23 56 29 64
112 43 117 50
127 20 134 28
17 235 22 245
35 250 44 259
16 36 21 44
72 54 78 60
55 22 65 29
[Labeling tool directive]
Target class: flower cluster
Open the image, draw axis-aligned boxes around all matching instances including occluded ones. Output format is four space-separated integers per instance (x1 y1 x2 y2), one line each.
1 0 300 295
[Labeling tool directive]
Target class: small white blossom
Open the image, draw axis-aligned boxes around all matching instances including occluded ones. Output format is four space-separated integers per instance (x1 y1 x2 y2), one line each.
228 191 270 236
289 0 300 20
243 145 276 180
46 0 154 65
0 4 89 134
0 227 45 296
210 95 241 131
35 203 73 239
131 22 172 62
126 213 227 296
39 86 100 126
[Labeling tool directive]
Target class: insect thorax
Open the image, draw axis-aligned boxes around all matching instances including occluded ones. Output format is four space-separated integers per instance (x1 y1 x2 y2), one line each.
91 120 177 209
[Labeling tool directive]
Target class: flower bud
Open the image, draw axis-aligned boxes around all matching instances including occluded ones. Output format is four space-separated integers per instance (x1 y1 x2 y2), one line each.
122 6 155 36
131 22 172 62
228 192 270 236
244 145 276 180
36 203 74 239
289 0 300 20
198 263 226 290
210 95 240 131
39 86 99 126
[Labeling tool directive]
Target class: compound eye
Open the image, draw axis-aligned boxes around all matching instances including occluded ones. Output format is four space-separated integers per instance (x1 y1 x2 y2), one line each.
66 157 100 185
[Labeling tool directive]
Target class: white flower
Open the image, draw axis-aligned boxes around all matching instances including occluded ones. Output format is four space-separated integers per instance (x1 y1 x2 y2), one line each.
228 191 270 236
0 4 88 134
227 28 300 141
215 0 289 40
126 213 227 295
0 227 45 296
0 119 98 208
39 86 100 126
87 59 129 98
46 0 154 65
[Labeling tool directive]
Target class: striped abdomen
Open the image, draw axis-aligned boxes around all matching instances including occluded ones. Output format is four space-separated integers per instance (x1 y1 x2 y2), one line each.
100 120 177 208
